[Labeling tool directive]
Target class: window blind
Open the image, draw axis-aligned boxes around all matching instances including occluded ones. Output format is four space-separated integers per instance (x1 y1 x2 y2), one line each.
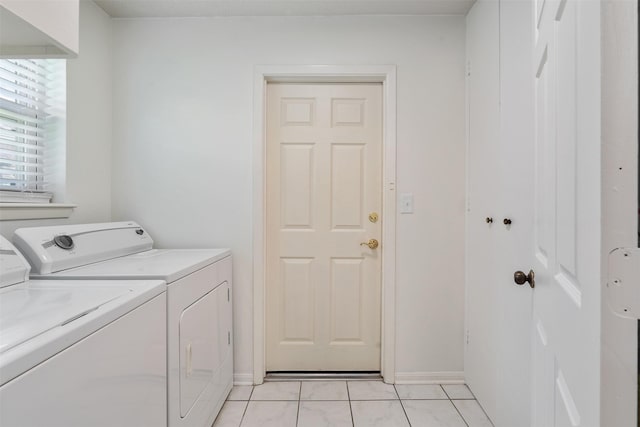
0 59 65 201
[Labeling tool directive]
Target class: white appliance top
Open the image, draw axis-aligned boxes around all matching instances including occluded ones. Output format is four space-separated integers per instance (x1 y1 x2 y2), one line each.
0 278 165 386
1 285 131 354
34 248 231 284
0 235 30 288
13 221 153 275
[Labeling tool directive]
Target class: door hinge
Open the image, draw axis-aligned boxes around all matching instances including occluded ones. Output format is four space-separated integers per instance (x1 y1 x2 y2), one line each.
607 247 640 319
227 287 230 302
228 331 231 345
466 60 471 77
466 329 470 345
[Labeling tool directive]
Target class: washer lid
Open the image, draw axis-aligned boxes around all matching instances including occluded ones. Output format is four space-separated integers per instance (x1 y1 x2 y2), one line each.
0 286 131 354
36 248 231 283
0 279 166 386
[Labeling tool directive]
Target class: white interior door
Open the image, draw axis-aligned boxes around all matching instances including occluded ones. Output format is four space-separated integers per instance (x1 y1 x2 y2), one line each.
465 0 501 419
265 83 382 371
496 1 535 426
465 3 534 426
532 0 601 425
467 1 601 426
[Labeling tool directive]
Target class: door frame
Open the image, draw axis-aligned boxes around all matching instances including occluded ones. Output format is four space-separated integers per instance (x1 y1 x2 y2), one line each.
252 65 397 385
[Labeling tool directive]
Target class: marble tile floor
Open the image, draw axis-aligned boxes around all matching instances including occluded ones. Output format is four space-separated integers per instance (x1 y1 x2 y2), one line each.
212 380 493 427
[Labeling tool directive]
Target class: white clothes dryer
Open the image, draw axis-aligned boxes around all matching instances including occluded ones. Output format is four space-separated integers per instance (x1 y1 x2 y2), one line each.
13 222 233 427
0 236 167 427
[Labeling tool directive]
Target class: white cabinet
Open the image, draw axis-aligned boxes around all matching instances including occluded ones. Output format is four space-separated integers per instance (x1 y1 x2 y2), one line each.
0 0 79 57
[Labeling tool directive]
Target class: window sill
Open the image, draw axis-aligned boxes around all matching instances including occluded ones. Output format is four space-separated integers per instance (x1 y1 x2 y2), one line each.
0 203 77 221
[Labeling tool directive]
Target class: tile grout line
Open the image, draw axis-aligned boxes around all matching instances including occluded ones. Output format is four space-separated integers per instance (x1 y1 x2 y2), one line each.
394 384 413 427
237 399 250 427
462 385 495 427
441 384 452 400
443 384 472 427
346 381 355 427
437 384 447 400
225 381 489 427
295 381 302 427
238 385 254 427
450 399 471 427
477 401 495 427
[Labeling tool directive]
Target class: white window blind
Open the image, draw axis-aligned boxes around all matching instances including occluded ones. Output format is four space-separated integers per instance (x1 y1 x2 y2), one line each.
0 59 66 203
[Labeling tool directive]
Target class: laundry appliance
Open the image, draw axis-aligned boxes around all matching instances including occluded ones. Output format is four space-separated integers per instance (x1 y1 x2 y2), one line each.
13 221 233 427
0 235 167 427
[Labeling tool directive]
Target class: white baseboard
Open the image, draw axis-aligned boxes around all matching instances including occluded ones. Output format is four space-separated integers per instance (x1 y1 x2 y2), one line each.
234 372 254 385
394 371 465 384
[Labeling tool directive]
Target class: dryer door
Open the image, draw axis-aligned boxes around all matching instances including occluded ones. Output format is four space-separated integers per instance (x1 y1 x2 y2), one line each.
179 285 224 417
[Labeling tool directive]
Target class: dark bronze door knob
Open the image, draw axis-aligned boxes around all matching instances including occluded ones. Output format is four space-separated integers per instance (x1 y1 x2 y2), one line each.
514 270 535 288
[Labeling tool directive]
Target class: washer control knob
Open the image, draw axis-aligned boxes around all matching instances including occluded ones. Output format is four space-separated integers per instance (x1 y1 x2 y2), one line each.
135 229 144 235
53 235 74 250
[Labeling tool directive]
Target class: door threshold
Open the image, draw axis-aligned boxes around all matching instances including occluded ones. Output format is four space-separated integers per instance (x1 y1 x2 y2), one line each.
265 371 382 381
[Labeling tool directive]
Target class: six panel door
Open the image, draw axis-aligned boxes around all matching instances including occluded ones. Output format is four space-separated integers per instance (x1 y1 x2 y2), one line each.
532 0 601 425
266 83 383 371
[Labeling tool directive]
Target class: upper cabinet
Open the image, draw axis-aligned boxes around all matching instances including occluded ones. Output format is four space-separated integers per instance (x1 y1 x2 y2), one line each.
0 0 79 57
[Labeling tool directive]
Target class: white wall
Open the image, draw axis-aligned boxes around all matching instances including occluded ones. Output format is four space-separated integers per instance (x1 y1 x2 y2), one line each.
0 0 112 238
111 15 467 382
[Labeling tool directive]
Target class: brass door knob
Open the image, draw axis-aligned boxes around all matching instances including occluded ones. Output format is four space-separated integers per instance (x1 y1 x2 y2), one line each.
360 239 379 249
514 270 535 288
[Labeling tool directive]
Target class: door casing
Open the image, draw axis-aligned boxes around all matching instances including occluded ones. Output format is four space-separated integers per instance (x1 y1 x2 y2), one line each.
252 65 397 385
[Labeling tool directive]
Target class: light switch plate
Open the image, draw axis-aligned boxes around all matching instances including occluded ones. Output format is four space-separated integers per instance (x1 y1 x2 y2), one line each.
400 193 413 214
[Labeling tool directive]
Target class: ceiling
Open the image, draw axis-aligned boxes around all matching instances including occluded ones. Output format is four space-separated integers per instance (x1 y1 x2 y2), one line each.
94 0 476 18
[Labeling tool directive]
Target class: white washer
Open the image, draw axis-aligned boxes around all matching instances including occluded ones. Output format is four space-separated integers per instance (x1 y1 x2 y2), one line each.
13 221 233 427
0 236 167 427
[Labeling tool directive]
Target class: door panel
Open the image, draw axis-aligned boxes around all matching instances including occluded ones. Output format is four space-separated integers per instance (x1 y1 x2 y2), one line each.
331 144 365 228
281 144 314 228
534 42 554 273
330 257 365 344
532 0 601 425
266 83 382 371
280 258 314 343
